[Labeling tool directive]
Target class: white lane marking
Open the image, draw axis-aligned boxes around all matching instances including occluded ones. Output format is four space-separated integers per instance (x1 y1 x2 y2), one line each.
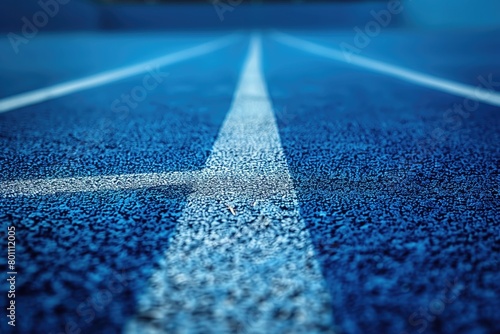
0 35 238 113
273 32 500 107
124 34 334 333
0 171 197 197
0 33 334 332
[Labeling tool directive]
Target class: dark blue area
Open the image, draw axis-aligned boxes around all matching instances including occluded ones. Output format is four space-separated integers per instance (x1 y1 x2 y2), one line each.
263 38 500 334
0 185 191 334
0 0 100 32
0 38 247 181
98 2 402 31
0 0 401 32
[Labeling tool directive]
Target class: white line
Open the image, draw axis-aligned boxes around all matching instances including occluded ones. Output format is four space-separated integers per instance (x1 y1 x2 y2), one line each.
0 171 197 197
125 34 334 333
273 32 500 107
1 33 334 332
0 34 238 113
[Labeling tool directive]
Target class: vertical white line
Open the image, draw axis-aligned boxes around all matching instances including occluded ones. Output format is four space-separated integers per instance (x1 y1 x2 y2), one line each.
125 34 335 334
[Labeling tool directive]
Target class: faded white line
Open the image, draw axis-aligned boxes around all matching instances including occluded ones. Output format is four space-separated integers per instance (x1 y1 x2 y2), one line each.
0 171 197 197
273 32 500 107
125 34 334 333
0 34 238 113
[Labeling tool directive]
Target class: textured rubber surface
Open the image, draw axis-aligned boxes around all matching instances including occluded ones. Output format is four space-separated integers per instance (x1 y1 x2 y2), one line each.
0 36 246 334
264 35 500 334
0 30 499 334
125 37 334 334
0 37 246 181
0 187 190 333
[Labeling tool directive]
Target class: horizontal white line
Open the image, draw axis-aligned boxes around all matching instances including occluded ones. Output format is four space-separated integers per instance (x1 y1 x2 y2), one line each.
273 32 500 107
0 35 238 113
0 171 197 197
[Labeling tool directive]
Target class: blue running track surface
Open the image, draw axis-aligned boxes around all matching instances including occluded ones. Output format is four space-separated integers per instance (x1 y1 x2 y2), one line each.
0 29 499 334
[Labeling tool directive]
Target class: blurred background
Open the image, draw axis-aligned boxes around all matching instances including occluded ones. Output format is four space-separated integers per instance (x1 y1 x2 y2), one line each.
1 0 500 32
